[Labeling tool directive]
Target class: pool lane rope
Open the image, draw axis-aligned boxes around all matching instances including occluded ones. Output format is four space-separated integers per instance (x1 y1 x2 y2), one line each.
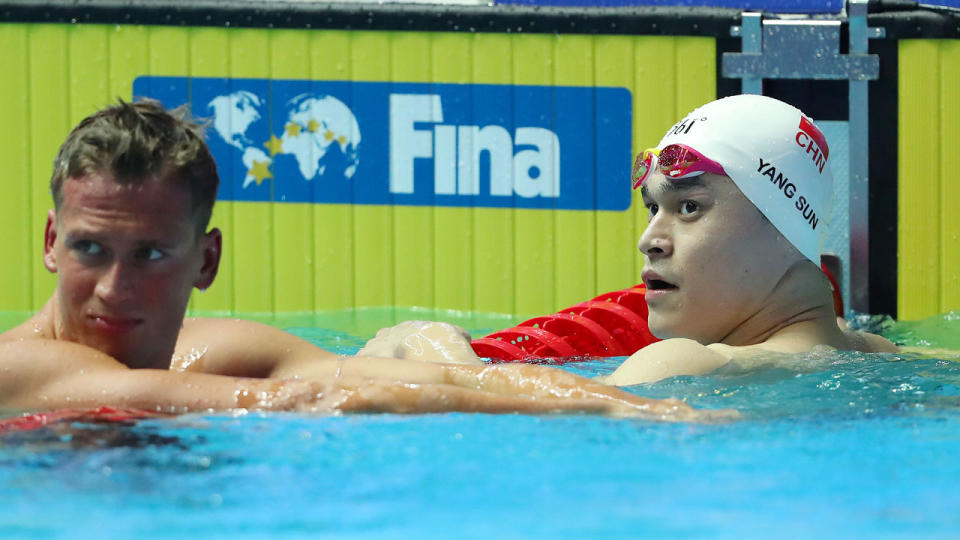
471 284 659 363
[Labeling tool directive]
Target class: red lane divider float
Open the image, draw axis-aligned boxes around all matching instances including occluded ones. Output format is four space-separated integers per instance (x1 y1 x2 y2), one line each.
472 284 660 363
0 406 162 434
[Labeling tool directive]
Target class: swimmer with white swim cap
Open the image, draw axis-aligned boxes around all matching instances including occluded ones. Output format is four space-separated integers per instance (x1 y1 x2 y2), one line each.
365 95 897 382
604 94 897 384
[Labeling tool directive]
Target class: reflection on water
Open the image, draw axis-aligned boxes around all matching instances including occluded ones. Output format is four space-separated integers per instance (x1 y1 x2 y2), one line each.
0 420 186 454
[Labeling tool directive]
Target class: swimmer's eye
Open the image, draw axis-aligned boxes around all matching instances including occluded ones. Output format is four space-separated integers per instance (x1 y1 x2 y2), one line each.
679 201 700 216
71 240 104 258
645 203 659 218
134 247 166 262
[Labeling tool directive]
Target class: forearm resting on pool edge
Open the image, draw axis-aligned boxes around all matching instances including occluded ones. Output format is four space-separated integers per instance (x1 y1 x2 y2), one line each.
0 340 721 419
273 355 713 420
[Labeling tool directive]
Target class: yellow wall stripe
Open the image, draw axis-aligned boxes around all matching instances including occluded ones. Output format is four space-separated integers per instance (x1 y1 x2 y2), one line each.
513 34 557 316
190 27 235 314
938 40 960 313
899 40 948 319
309 31 355 311
1 23 718 319
553 34 598 309
0 25 32 311
595 35 638 294
391 32 436 309
431 32 475 312
270 30 316 314
229 30 275 314
351 32 395 309
471 33 516 314
28 26 68 307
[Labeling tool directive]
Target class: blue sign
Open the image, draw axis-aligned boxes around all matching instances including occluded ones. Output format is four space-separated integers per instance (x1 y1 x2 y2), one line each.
494 0 843 12
133 77 632 211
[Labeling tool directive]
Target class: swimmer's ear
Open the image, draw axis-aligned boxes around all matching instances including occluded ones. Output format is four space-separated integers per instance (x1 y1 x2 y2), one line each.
43 210 58 274
195 227 222 291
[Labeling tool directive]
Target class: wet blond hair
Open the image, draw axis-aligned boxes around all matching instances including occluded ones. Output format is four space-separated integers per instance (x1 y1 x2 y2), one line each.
50 99 219 232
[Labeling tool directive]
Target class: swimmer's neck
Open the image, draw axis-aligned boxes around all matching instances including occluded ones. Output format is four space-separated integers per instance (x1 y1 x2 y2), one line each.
41 294 176 370
715 262 844 349
718 304 842 349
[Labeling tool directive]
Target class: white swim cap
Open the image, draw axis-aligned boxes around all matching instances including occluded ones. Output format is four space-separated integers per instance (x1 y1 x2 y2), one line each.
655 95 833 265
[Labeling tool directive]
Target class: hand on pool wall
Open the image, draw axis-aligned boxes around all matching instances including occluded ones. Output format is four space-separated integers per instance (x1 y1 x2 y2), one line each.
357 321 485 365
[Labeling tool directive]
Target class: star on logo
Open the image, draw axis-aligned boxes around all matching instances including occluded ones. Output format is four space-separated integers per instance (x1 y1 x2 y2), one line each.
264 134 284 157
285 121 302 137
248 160 272 185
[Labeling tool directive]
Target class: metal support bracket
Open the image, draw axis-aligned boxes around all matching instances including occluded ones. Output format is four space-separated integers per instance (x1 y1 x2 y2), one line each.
720 0 884 314
724 18 881 83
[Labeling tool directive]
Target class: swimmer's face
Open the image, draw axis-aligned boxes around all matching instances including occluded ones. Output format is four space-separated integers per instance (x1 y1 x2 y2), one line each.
638 171 797 344
43 173 221 369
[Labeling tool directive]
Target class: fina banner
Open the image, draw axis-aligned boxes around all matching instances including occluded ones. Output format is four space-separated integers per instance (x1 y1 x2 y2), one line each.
134 76 632 211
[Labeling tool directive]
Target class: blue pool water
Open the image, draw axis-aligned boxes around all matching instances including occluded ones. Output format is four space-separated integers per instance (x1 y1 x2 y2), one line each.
1 312 959 538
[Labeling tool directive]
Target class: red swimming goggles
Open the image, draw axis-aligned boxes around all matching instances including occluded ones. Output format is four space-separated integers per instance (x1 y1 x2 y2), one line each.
632 144 728 189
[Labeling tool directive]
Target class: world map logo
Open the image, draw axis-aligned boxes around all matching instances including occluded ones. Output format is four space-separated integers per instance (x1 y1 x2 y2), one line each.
207 91 362 189
135 76 632 210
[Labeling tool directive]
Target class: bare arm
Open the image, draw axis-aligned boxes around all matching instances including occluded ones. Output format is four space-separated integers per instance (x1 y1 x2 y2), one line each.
174 318 485 381
441 362 712 420
277 355 720 421
0 339 329 413
0 338 728 419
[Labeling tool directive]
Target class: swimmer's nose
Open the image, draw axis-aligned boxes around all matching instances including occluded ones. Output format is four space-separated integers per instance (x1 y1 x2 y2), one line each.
638 219 673 259
95 261 136 305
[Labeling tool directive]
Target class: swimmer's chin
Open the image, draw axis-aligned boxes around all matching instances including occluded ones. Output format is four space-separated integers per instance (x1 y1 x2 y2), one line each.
645 320 715 345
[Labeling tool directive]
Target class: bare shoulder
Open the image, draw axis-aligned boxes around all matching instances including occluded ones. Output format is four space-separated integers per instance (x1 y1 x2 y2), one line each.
173 317 335 376
178 316 266 338
0 306 126 406
177 316 296 346
842 329 899 353
0 336 127 409
605 338 731 385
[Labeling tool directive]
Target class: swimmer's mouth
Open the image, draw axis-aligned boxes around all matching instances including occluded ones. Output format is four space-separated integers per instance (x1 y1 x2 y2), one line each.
646 280 677 290
89 314 143 334
641 271 677 291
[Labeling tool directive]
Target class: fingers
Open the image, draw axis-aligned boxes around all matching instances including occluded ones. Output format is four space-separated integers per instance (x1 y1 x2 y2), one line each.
358 321 482 365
